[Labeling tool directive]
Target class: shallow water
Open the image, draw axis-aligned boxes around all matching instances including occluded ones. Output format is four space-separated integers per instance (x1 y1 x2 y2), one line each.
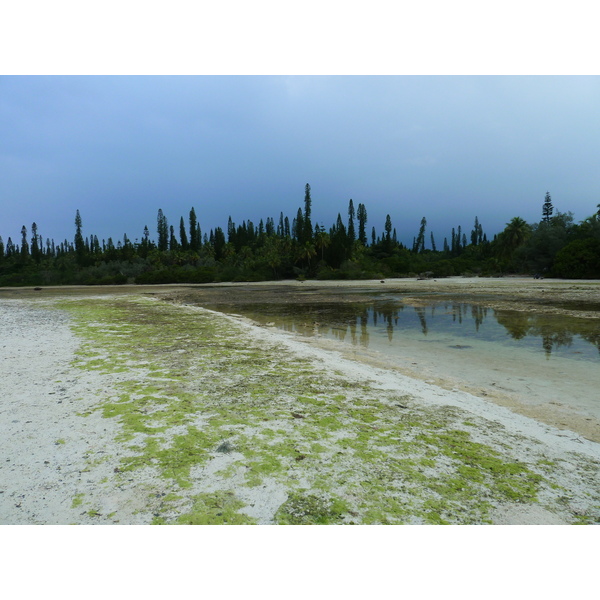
204 297 600 363
199 294 600 430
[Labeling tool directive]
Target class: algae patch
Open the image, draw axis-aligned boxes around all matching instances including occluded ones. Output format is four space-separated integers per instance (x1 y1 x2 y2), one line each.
55 294 595 525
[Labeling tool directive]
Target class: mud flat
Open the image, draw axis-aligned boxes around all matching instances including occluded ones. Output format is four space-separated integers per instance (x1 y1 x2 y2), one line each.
1 280 599 524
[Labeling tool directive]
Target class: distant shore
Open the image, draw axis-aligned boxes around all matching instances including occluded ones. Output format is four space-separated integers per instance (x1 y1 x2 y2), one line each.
2 275 600 314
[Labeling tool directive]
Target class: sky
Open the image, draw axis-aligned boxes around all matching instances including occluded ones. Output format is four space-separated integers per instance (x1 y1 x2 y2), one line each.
1 75 600 249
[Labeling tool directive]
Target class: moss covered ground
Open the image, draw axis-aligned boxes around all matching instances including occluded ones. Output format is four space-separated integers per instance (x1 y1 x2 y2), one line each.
56 295 599 524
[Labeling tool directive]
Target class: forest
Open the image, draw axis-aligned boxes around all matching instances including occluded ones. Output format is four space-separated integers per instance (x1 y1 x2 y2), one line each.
1 185 600 286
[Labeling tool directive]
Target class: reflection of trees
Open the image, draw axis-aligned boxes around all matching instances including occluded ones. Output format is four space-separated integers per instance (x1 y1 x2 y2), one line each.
414 306 428 335
360 313 369 347
386 313 394 341
580 330 600 355
449 303 464 324
494 310 593 357
529 322 574 359
494 310 531 340
471 304 487 332
437 302 487 331
237 299 600 360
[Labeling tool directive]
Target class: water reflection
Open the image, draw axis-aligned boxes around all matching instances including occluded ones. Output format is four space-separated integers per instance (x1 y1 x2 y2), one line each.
204 299 600 362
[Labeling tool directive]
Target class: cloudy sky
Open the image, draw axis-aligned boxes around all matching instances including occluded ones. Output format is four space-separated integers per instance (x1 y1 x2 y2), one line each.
2 75 599 249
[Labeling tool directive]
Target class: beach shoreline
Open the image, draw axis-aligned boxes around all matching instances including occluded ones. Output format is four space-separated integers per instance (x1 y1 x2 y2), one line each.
1 281 599 524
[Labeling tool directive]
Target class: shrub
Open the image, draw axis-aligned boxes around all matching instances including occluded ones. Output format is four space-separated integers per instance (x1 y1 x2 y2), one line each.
553 239 600 278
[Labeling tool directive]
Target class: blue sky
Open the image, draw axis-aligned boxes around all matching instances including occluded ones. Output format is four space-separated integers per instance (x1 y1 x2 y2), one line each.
2 75 599 249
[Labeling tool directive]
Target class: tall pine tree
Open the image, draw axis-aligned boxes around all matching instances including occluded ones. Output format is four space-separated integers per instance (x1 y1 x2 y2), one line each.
542 192 553 223
189 207 200 252
357 202 368 245
302 183 313 244
347 199 356 244
157 209 169 251
179 217 189 250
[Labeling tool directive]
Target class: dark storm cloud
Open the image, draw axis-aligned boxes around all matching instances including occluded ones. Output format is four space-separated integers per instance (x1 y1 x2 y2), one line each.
1 76 599 248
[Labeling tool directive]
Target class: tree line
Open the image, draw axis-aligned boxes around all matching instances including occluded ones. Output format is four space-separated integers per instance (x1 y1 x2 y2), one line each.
1 185 599 286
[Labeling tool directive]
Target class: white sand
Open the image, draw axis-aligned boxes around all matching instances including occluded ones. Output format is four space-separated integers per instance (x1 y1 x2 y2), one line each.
1 294 599 524
0 299 161 524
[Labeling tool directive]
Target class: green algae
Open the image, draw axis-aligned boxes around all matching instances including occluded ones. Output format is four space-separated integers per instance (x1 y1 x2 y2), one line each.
55 294 585 525
162 491 256 525
71 493 84 508
275 491 350 524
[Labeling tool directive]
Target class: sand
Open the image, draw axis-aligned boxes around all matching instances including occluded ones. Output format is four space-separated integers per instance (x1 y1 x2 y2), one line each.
1 278 599 525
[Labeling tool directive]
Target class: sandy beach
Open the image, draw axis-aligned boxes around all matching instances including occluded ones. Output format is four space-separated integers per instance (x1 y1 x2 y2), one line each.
1 278 599 524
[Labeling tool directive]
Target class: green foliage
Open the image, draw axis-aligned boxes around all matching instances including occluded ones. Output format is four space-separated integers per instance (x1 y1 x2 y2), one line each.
553 238 600 278
2 187 600 284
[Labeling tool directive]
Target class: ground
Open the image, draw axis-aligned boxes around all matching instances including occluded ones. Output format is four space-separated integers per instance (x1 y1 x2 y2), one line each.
1 277 599 524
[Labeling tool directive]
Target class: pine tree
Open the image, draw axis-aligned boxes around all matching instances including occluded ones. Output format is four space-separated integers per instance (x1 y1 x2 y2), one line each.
266 217 275 237
416 217 427 253
6 237 15 257
357 203 368 245
179 217 189 250
169 225 179 251
384 215 392 243
542 192 553 223
227 216 235 244
247 220 256 243
189 207 200 252
303 183 313 244
347 199 356 244
471 216 480 246
20 226 29 259
430 232 437 253
213 227 226 260
74 210 85 261
31 222 41 263
294 208 304 242
157 209 169 251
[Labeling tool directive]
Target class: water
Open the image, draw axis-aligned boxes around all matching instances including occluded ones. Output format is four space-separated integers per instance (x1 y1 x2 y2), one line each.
198 293 600 431
209 298 600 363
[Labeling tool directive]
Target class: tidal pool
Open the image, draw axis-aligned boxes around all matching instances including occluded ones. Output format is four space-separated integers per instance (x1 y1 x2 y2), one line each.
198 294 600 436
204 298 600 362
